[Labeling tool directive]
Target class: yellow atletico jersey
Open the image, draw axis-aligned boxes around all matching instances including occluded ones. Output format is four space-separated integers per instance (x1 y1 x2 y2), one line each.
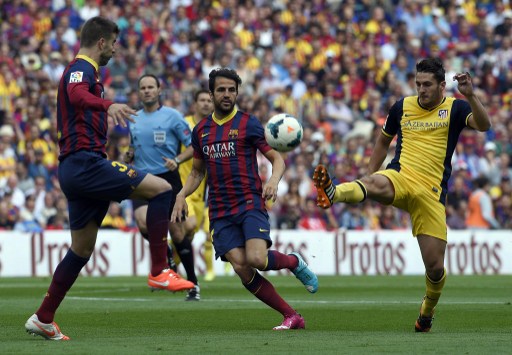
382 96 472 205
179 115 207 204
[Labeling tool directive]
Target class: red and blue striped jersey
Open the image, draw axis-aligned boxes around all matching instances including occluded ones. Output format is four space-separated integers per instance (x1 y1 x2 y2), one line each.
191 109 272 220
57 55 114 160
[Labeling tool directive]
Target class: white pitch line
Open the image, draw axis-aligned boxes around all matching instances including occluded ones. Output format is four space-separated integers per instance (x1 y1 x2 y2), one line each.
66 296 509 305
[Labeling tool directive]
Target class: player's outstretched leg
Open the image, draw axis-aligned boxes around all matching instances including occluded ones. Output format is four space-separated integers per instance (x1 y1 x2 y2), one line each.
313 164 336 209
273 313 305 330
289 252 318 293
25 314 70 341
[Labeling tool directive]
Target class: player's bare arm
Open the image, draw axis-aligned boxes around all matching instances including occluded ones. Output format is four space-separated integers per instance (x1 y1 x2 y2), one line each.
262 149 286 202
162 145 194 171
171 158 206 223
453 72 491 132
367 133 393 174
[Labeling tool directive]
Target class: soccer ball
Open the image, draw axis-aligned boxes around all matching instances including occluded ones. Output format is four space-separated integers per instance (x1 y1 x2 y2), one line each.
264 113 303 152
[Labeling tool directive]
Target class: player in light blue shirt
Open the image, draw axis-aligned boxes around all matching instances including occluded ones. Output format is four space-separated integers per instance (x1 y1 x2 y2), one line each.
125 74 199 299
130 105 191 175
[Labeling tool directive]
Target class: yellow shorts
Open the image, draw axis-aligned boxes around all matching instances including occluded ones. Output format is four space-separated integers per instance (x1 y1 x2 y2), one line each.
185 196 205 234
374 168 447 241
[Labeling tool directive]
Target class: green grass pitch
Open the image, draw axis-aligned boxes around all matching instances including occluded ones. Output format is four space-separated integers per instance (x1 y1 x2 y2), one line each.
1 275 511 354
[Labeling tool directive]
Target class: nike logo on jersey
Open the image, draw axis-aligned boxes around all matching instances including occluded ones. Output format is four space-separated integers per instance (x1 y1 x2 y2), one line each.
259 228 269 233
201 133 210 138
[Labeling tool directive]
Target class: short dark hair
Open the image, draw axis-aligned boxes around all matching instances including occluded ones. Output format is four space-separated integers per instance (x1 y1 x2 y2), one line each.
138 74 160 88
80 16 119 48
208 67 242 92
194 88 210 101
416 57 445 83
474 176 489 189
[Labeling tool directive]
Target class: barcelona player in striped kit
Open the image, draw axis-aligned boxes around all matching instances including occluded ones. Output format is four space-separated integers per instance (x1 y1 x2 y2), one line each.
172 68 319 330
25 17 178 340
314 58 492 332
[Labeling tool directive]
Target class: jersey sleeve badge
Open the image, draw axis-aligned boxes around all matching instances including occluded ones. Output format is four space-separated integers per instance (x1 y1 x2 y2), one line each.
69 71 84 83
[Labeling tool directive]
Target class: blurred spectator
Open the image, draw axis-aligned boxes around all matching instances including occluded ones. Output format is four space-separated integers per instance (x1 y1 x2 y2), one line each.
1 174 25 208
479 141 501 186
14 194 42 232
43 52 66 84
298 197 328 230
0 199 17 230
447 201 468 230
35 192 57 229
277 179 304 229
446 173 470 210
27 149 52 190
466 177 500 229
0 125 16 185
15 161 35 195
101 202 127 230
47 196 69 230
339 204 368 230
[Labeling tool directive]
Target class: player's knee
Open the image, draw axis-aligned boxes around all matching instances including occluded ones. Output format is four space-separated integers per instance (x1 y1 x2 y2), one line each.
135 216 146 230
425 265 444 280
134 210 146 230
246 254 266 270
362 175 394 202
157 180 172 194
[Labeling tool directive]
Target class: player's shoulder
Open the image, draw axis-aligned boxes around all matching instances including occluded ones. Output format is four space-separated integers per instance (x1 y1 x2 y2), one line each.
447 96 472 119
160 105 184 117
238 110 261 124
69 57 94 73
387 97 406 115
64 58 93 82
446 96 467 108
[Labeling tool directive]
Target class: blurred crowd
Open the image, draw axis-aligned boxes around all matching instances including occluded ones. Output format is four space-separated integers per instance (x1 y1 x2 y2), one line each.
0 0 511 233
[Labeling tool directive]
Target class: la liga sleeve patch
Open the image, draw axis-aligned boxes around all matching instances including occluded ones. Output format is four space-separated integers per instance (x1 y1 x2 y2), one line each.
69 71 83 83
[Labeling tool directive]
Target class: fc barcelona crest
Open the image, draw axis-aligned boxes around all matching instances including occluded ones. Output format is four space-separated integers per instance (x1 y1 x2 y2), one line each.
228 129 239 139
438 109 448 119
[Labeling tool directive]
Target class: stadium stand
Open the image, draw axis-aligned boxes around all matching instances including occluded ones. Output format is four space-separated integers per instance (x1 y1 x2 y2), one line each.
0 0 511 232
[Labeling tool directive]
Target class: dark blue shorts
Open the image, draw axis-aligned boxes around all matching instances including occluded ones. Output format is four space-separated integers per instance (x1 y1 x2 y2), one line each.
58 151 147 230
210 209 272 261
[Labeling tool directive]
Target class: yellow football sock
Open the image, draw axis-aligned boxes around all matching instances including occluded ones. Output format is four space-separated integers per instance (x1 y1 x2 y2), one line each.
334 180 367 203
204 238 214 273
170 240 181 266
421 268 446 316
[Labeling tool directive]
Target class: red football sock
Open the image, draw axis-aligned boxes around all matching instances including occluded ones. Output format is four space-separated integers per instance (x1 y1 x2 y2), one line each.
243 270 295 317
36 249 88 323
146 191 172 276
264 250 299 271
